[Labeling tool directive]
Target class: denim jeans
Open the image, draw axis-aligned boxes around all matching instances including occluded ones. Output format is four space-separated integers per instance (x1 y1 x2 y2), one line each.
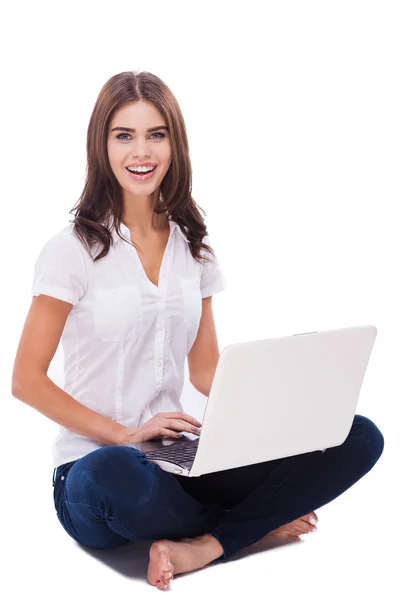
52 413 384 560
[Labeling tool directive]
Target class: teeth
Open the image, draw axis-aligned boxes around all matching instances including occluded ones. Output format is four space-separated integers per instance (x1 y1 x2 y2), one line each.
127 166 155 173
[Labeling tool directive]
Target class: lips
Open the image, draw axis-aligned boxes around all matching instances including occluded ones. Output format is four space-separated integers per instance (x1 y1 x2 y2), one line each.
125 165 158 181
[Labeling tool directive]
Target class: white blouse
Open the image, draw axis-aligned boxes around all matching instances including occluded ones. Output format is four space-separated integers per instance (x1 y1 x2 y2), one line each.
31 215 228 469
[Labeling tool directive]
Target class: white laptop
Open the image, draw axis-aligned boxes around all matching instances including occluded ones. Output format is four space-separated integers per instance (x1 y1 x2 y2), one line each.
130 324 377 477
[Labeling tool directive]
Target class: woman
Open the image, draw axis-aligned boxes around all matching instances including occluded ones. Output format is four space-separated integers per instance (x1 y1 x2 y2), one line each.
11 71 384 591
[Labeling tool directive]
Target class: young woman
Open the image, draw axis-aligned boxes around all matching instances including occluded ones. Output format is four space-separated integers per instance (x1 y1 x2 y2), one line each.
11 71 384 591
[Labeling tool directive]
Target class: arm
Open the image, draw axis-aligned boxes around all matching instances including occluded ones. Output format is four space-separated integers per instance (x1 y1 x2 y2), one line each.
12 295 128 446
190 366 217 398
188 296 220 398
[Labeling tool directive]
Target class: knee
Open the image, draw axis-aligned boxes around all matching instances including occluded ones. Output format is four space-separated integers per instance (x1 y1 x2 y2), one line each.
353 414 385 464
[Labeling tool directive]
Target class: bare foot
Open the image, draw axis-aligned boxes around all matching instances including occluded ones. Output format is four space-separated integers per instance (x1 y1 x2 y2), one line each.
147 512 319 589
147 534 223 590
266 511 318 538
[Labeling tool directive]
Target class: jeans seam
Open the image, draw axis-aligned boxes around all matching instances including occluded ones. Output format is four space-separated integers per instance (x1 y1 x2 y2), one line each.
63 499 101 510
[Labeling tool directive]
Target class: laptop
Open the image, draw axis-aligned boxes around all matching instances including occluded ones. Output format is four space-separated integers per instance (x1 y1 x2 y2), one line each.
130 324 377 477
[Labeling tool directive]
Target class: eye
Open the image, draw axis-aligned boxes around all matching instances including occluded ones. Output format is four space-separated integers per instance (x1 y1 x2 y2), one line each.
115 132 166 141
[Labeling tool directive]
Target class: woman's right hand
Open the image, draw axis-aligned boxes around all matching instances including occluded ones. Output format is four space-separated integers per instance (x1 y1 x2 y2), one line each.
118 411 202 445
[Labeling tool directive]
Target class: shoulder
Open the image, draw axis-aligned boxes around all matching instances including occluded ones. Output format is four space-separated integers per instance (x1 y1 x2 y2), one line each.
31 225 89 304
39 225 88 257
33 225 93 274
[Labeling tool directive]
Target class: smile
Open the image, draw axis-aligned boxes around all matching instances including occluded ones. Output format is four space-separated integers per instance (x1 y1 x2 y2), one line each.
125 166 158 181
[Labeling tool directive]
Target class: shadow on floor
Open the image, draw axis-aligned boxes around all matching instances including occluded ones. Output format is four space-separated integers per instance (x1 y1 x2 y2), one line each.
74 534 304 582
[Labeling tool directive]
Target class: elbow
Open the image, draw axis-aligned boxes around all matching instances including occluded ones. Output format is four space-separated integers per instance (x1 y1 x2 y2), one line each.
11 379 23 398
11 371 46 399
11 373 29 398
190 368 216 398
11 363 24 397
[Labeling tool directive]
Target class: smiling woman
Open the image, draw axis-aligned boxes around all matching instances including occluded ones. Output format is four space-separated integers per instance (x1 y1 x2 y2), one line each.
67 70 218 266
12 69 385 592
14 70 230 476
108 110 170 187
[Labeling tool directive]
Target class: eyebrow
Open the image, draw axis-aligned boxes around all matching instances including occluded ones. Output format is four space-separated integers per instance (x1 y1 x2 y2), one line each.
110 125 169 133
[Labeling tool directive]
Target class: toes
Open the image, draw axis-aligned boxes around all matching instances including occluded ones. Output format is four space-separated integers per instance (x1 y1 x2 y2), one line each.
162 559 173 585
163 569 173 583
301 524 317 534
302 523 317 533
156 574 172 590
302 511 318 525
155 577 165 590
293 522 312 535
282 527 301 537
298 528 310 535
148 543 174 589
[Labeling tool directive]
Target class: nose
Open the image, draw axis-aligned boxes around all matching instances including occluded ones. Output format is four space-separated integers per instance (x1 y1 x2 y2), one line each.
132 136 151 158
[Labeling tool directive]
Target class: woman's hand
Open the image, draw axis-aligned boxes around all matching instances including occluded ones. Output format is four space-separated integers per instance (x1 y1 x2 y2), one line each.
117 411 202 445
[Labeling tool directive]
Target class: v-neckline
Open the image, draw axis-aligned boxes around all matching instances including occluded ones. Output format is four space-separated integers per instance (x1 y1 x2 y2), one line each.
130 221 172 292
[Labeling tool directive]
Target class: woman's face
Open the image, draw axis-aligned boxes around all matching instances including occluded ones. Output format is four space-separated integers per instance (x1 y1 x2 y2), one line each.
107 100 172 200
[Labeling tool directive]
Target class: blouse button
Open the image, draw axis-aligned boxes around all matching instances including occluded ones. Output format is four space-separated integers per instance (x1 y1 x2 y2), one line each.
61 476 65 481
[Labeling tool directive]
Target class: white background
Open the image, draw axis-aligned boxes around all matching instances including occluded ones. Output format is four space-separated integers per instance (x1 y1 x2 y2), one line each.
1 1 398 598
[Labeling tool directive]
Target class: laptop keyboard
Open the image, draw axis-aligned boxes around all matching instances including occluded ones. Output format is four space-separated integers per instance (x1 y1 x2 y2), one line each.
144 438 199 465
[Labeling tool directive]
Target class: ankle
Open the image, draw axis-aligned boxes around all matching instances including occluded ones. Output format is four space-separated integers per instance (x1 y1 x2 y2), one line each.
197 534 224 560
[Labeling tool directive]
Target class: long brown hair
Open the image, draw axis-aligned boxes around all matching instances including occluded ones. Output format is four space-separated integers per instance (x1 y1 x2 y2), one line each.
69 70 216 265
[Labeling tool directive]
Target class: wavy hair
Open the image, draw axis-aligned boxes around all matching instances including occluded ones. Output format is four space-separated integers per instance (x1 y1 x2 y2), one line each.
69 70 215 265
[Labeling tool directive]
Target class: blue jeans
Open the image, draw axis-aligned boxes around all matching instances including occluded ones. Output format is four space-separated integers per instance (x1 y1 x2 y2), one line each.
52 414 384 560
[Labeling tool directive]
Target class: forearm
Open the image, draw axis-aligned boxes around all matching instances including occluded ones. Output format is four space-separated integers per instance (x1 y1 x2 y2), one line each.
12 374 128 446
